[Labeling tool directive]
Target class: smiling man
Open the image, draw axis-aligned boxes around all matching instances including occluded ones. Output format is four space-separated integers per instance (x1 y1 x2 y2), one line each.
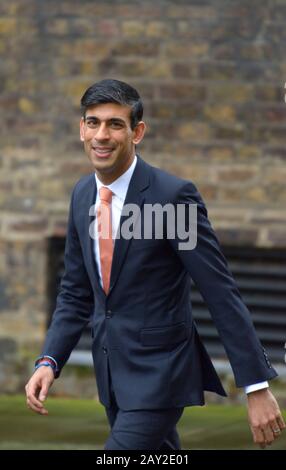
25 79 285 450
80 101 145 183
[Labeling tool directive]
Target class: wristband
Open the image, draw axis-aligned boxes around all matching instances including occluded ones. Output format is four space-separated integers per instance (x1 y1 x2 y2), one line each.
35 362 55 373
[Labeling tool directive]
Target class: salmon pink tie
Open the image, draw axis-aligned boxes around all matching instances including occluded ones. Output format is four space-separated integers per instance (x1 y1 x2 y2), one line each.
97 187 113 294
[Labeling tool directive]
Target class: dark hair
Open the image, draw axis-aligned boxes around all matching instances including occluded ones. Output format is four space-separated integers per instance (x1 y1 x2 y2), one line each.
80 79 143 130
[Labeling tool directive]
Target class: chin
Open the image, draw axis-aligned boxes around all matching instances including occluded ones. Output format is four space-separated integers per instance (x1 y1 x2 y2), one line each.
92 158 116 172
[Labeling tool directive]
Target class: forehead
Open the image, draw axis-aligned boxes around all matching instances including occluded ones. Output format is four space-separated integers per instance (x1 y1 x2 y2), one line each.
85 103 132 121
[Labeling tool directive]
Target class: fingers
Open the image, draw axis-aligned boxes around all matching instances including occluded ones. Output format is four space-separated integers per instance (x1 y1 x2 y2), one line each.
251 427 266 449
270 415 285 435
25 373 51 415
252 415 285 449
277 415 286 431
25 382 49 415
25 369 54 416
261 425 275 446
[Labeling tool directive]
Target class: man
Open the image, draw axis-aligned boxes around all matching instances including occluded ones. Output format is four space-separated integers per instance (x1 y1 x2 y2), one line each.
25 79 285 450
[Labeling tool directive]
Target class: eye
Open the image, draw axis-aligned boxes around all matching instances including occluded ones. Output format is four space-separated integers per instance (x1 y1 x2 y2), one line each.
86 119 98 129
110 121 124 129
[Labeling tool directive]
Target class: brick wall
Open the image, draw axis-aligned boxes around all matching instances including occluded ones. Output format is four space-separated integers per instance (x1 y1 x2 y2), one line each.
1 0 286 394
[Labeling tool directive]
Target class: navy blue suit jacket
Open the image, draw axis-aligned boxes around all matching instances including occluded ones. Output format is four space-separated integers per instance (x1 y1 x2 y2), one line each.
42 156 277 410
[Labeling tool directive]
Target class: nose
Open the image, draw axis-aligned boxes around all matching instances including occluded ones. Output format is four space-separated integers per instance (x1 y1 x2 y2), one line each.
94 123 110 141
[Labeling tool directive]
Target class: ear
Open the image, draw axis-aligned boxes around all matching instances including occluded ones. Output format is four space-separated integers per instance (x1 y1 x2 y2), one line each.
79 117 85 142
132 121 146 145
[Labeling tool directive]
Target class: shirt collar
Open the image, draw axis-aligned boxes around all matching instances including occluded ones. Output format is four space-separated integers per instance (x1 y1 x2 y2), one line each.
94 155 137 202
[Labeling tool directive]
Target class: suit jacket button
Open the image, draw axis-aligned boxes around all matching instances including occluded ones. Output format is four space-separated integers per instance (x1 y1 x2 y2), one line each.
106 310 113 318
102 347 108 354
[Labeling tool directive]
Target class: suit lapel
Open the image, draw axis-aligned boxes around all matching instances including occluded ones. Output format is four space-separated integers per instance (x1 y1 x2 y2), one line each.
109 156 150 294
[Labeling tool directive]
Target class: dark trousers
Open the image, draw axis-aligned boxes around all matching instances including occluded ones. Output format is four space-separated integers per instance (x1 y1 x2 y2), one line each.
104 362 184 450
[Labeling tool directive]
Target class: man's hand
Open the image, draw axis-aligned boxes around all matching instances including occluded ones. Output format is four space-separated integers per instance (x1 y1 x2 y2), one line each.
247 388 285 449
25 366 55 416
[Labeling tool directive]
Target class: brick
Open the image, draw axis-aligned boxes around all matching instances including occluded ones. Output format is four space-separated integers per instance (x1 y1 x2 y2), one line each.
164 41 209 58
59 40 113 59
0 18 37 37
204 105 236 123
206 145 235 161
177 122 212 140
216 167 257 183
97 19 119 37
0 18 17 35
121 20 145 37
111 40 160 57
264 146 286 160
117 4 162 18
215 125 245 141
175 103 202 120
172 62 200 80
7 218 48 234
0 180 13 191
145 21 172 38
245 187 267 203
59 160 93 176
159 84 206 101
44 1 113 17
218 187 246 203
209 83 254 103
18 98 37 115
249 126 286 144
45 18 70 36
241 105 286 124
236 145 260 159
60 79 93 106
0 0 36 16
0 337 17 358
146 102 174 119
0 281 11 310
255 85 283 102
197 184 218 201
167 5 217 20
200 61 237 80
239 43 273 61
39 180 66 199
212 43 237 61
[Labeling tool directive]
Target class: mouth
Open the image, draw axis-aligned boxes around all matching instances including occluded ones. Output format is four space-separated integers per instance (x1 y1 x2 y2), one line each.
92 147 114 158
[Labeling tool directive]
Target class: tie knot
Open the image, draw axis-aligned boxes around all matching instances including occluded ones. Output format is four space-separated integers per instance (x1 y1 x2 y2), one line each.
99 187 113 204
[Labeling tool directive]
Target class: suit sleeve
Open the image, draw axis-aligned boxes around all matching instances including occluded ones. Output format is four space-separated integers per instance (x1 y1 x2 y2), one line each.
168 181 277 387
42 185 94 377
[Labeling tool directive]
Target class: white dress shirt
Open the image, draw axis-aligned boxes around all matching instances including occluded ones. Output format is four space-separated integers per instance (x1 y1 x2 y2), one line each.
93 154 268 394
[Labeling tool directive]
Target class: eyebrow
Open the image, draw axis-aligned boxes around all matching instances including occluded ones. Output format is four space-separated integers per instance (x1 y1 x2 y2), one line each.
84 116 127 124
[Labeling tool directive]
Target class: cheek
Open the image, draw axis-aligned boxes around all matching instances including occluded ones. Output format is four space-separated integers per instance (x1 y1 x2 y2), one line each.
83 141 91 153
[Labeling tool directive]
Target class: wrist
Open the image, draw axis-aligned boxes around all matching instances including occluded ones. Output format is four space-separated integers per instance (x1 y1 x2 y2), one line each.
34 356 58 376
247 388 270 399
34 362 56 376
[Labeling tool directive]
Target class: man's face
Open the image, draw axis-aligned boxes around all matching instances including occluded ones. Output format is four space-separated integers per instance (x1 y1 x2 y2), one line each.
80 103 145 183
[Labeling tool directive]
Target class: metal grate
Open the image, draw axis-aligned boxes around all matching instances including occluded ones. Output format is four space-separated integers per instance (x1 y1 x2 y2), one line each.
192 246 286 364
47 239 286 364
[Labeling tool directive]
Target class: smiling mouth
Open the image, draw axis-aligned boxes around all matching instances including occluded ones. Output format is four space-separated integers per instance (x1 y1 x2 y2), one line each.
92 147 114 158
